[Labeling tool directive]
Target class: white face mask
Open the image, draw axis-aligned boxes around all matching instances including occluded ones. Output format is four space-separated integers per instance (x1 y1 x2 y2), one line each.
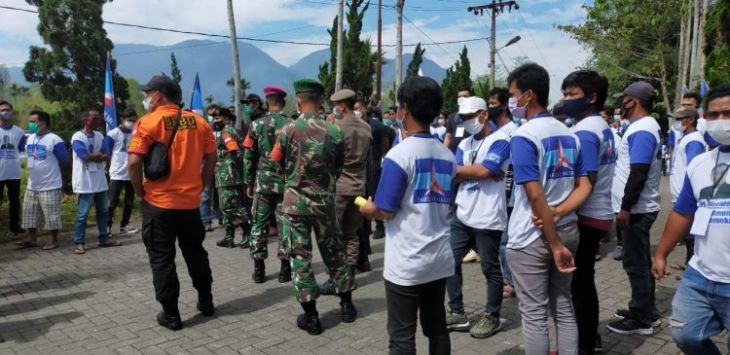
463 117 484 135
457 96 467 106
123 121 134 130
707 119 730 145
142 96 153 112
672 121 684 132
354 110 362 119
438 119 446 126
508 93 528 120
612 114 621 121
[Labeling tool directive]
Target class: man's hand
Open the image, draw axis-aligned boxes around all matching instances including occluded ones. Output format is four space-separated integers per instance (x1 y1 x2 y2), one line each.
651 256 670 280
616 209 631 231
326 113 336 124
491 170 505 182
551 243 576 273
359 198 377 218
532 207 560 230
246 184 254 199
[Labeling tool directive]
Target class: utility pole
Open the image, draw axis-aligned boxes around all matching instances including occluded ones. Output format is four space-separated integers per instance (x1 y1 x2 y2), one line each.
468 1 518 90
226 0 245 129
335 0 344 91
375 0 382 105
395 0 404 96
689 0 701 90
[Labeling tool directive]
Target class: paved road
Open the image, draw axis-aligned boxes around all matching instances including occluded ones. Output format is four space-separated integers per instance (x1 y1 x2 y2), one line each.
0 177 720 354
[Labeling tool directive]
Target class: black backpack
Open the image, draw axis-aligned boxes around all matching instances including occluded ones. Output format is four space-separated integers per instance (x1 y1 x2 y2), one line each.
143 109 181 181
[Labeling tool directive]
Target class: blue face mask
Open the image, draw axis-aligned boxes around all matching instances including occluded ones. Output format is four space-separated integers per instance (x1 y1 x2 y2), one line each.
562 97 591 120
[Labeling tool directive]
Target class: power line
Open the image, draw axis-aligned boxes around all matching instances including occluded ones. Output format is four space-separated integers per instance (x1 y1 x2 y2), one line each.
402 14 457 62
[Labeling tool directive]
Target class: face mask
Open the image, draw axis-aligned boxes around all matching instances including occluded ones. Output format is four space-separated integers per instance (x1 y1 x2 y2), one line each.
207 115 214 123
463 117 484 135
487 106 503 122
0 111 11 121
244 105 253 116
28 122 39 134
562 97 591 120
332 107 342 120
457 97 467 106
143 96 153 112
383 119 393 127
354 111 362 120
706 119 730 145
612 114 621 121
672 121 684 132
123 121 134 130
508 93 528 120
438 119 446 126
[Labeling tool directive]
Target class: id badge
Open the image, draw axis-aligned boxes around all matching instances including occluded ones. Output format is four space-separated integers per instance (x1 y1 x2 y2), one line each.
455 126 465 138
690 207 713 237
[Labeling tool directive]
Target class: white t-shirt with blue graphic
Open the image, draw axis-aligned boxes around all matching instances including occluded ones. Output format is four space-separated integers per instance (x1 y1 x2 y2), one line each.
26 132 67 191
611 116 662 214
572 115 616 220
455 131 511 230
103 127 132 181
670 130 706 202
507 115 586 250
71 131 110 194
0 125 26 181
375 134 456 286
674 147 730 283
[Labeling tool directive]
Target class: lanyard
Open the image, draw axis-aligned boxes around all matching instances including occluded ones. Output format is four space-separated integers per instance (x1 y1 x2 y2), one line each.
469 135 487 165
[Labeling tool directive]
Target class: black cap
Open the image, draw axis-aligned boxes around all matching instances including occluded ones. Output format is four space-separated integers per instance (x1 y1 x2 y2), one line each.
613 81 655 102
241 93 262 104
139 75 181 102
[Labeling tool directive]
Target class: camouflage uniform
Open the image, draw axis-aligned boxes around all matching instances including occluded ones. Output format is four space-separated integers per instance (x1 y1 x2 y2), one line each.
271 112 353 303
243 112 290 261
216 124 245 228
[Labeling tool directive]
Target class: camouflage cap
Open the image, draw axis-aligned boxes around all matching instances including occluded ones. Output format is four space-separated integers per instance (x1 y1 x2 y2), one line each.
293 79 324 96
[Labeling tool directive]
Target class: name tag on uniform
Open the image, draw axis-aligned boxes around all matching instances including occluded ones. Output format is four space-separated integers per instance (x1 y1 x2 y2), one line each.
690 207 713 237
455 126 465 138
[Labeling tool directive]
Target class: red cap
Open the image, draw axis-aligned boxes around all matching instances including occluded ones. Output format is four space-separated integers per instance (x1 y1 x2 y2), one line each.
263 85 287 98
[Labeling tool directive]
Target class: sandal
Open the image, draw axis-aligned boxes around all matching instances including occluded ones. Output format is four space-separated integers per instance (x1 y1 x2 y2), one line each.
73 246 86 255
98 240 122 248
670 264 687 271
41 243 58 251
14 240 37 248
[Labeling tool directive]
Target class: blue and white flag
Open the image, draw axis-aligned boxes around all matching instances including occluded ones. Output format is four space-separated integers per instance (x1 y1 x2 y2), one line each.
103 53 118 131
700 80 710 97
190 73 204 116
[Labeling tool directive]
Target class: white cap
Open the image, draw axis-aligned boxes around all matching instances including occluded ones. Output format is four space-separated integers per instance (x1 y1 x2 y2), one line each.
458 96 487 115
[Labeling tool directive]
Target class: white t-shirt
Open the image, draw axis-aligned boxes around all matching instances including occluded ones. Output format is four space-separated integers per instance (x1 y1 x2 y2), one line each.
572 115 617 220
674 147 730 283
670 130 706 202
71 131 109 194
0 125 26 181
430 125 446 142
26 132 66 191
611 116 662 214
104 127 132 181
375 134 456 286
454 131 511 230
508 114 585 249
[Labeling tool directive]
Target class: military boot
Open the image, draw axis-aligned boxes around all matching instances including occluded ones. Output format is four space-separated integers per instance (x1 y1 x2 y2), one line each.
238 223 251 248
297 301 322 335
216 227 236 248
253 259 266 283
278 259 292 283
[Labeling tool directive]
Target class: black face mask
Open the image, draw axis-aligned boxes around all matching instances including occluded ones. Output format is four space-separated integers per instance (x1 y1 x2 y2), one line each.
621 100 635 118
487 106 505 122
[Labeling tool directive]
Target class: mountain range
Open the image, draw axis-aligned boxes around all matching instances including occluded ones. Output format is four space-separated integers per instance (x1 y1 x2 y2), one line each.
6 39 447 105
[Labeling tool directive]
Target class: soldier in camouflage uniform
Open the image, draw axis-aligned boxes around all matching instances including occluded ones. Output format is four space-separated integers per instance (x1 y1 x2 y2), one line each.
213 108 246 248
242 85 292 284
270 79 356 335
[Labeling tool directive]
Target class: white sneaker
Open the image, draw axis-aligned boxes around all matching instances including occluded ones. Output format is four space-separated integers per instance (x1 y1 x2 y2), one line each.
120 226 139 234
462 249 480 263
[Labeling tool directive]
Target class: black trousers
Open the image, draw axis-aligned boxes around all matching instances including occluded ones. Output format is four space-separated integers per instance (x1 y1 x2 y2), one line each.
0 179 21 230
142 202 213 308
572 222 608 352
357 217 372 264
385 278 450 355
108 180 135 229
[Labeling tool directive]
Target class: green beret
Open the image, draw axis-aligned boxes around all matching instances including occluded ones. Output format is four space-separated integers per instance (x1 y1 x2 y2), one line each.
293 79 325 95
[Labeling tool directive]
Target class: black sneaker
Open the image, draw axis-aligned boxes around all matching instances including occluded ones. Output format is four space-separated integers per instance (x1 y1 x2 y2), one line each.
614 309 661 327
607 317 653 335
340 301 357 323
156 310 183 331
356 260 372 273
197 297 215 317
297 313 322 335
594 334 603 353
319 280 335 295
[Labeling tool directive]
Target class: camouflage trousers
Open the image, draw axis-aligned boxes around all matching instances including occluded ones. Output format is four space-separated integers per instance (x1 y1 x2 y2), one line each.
248 193 287 261
217 186 245 228
279 213 354 303
335 195 364 266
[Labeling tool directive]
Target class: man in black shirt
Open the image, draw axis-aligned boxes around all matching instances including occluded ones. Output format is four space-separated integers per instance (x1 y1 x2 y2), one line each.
443 88 473 153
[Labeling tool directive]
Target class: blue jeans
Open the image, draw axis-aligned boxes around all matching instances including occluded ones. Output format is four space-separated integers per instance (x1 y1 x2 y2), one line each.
500 231 513 287
199 182 220 226
671 266 730 355
74 191 109 245
621 212 659 325
446 217 503 315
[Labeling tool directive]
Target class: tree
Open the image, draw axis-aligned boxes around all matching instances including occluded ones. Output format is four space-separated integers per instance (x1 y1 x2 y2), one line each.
704 0 730 87
22 0 130 138
405 43 425 79
8 84 30 101
319 0 376 103
0 65 9 92
440 46 472 112
226 76 251 98
204 95 215 106
169 52 182 88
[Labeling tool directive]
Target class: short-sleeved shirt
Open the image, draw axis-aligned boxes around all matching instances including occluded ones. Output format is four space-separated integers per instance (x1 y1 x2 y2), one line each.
446 112 470 153
103 127 132 181
454 131 511 230
270 112 344 216
375 133 456 286
673 147 730 283
670 130 706 202
243 112 290 195
572 115 616 220
215 125 243 187
335 113 372 196
26 132 67 191
507 114 586 249
610 115 662 214
71 130 109 194
0 125 26 181
128 105 216 210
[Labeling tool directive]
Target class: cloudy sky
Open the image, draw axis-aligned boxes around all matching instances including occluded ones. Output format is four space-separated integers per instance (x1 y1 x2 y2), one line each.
0 0 592 102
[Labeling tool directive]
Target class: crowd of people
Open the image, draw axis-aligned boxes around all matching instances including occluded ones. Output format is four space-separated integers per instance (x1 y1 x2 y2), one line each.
1 62 729 355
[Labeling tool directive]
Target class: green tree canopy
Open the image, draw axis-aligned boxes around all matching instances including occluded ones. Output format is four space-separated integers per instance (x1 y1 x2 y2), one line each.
169 52 182 87
406 43 425 79
704 0 730 87
440 46 472 112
